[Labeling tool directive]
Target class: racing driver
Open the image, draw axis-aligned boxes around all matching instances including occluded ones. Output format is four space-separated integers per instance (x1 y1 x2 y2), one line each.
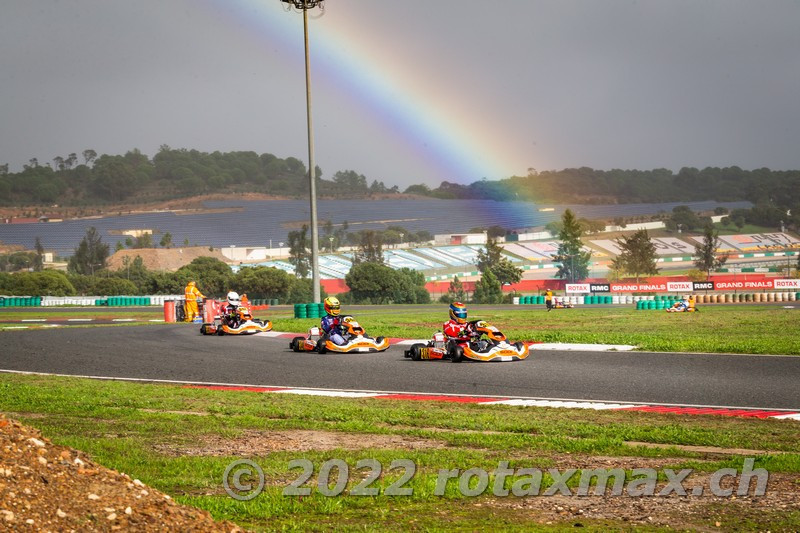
320 296 346 345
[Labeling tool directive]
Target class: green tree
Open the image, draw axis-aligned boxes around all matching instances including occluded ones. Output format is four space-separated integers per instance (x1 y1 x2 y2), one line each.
160 232 173 248
613 229 660 282
68 227 109 275
345 262 398 303
286 278 327 304
92 277 139 296
554 209 591 283
393 268 430 304
352 230 384 265
332 170 368 195
287 225 310 278
693 223 728 279
666 205 702 232
115 255 151 293
439 275 467 304
233 266 293 301
476 237 522 285
472 269 503 304
33 237 44 271
0 251 35 272
10 270 76 296
132 233 154 249
90 155 138 201
176 257 232 297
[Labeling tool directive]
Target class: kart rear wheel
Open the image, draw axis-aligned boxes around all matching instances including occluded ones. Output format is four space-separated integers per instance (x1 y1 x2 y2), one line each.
515 341 524 351
450 346 463 363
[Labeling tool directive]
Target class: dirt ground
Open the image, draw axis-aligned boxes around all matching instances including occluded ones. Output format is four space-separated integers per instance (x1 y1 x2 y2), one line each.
0 414 243 532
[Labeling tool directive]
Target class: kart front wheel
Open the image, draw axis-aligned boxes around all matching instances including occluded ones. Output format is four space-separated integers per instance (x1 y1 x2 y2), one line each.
450 346 463 363
409 343 425 361
316 339 327 354
290 337 303 352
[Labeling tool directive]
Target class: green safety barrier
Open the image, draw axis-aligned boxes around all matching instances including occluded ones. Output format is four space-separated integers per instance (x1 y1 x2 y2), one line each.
0 296 42 307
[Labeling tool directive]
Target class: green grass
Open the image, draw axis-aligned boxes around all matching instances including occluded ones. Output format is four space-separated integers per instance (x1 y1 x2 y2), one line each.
1 374 799 531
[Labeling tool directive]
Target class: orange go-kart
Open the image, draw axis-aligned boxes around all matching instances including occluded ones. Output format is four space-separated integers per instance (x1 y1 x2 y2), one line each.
200 305 273 335
404 319 529 363
290 315 389 354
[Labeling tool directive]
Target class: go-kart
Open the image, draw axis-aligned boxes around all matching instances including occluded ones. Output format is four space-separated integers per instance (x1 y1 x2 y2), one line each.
290 315 389 353
200 305 273 335
666 301 698 313
552 297 574 309
404 319 529 363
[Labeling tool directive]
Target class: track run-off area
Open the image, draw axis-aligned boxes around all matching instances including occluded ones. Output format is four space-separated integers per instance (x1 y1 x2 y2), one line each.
1 322 799 417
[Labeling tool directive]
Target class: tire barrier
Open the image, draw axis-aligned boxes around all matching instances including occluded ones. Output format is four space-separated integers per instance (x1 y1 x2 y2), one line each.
2 295 186 307
0 296 42 307
294 302 325 318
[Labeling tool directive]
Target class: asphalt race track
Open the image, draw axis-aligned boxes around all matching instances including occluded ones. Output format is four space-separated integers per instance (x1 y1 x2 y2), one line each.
1 324 799 410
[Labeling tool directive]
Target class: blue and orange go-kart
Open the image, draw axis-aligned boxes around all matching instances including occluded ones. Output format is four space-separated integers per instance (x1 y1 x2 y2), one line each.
200 305 273 335
290 315 390 354
404 319 529 363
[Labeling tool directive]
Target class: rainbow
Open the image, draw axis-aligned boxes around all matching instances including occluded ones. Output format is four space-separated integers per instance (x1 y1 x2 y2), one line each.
205 0 526 185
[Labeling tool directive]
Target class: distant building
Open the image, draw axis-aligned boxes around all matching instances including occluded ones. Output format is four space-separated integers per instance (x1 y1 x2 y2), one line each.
433 233 489 246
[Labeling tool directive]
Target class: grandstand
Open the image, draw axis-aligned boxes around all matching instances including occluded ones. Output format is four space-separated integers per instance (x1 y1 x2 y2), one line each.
226 232 798 282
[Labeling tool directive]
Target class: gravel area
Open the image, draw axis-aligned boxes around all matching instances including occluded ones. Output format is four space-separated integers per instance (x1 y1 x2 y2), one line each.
0 414 243 532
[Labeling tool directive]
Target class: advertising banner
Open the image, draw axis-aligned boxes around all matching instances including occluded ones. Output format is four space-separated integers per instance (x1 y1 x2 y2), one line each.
589 283 611 293
692 281 715 291
667 281 693 292
566 283 590 294
773 279 800 290
713 279 775 290
609 282 667 292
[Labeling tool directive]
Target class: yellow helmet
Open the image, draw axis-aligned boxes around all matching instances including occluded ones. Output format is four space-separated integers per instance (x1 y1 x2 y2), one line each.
324 296 340 316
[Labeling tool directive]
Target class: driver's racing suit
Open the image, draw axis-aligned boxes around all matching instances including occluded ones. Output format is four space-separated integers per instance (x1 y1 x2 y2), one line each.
321 314 346 345
220 303 240 328
443 319 470 341
443 319 488 351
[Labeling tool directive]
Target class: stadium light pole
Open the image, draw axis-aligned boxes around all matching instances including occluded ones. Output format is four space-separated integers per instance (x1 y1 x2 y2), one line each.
281 0 323 302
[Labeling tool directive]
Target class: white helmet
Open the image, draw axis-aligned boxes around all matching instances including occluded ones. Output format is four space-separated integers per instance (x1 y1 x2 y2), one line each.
227 291 241 307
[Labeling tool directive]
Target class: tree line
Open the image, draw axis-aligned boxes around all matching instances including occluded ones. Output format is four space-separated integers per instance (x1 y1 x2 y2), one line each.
0 147 398 206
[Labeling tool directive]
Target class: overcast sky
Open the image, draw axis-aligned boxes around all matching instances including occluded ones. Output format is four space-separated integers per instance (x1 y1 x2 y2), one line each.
1 0 798 189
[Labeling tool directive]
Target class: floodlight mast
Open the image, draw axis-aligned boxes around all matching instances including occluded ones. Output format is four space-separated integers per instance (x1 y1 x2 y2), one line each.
281 0 324 302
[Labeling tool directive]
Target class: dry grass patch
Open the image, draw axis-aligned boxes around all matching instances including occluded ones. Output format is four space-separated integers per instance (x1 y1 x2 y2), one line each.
154 429 448 457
